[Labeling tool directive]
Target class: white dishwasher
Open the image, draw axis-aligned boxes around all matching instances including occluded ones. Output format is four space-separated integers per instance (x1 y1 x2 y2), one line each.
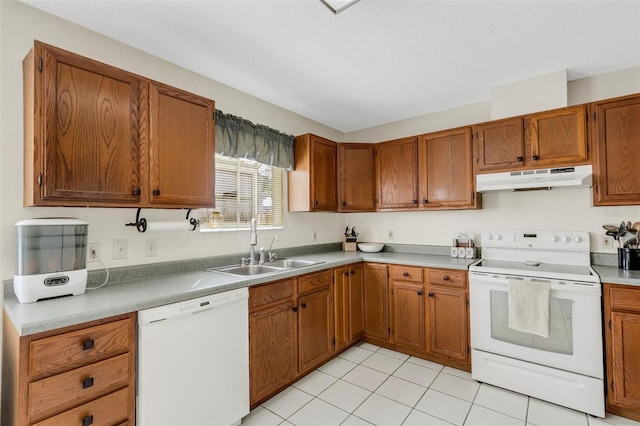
137 287 249 426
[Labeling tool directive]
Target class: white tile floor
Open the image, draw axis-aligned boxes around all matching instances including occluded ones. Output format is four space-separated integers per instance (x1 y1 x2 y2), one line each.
243 342 640 426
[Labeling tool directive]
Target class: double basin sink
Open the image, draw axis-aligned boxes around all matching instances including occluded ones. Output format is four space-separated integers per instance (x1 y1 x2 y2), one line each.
206 259 322 276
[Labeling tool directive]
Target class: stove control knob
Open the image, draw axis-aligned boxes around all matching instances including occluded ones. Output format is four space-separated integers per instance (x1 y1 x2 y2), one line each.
574 236 583 243
488 234 494 240
552 235 560 242
497 234 503 241
563 235 571 243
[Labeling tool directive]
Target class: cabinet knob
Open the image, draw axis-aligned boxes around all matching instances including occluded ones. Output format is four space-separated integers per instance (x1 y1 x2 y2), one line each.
403 272 409 277
342 201 347 207
301 303 307 309
443 275 450 281
417 290 423 296
351 270 355 275
82 415 94 426
422 199 428 204
412 200 418 204
314 200 319 205
344 272 349 276
516 156 523 162
292 307 298 313
82 339 94 351
82 377 94 389
153 189 160 196
428 292 434 297
132 187 141 196
532 155 539 161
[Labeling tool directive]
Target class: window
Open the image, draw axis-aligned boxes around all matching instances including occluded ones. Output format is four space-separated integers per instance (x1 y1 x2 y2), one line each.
211 154 284 229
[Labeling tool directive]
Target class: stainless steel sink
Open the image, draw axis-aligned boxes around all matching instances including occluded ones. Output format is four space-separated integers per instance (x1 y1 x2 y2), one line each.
207 265 283 276
267 259 319 269
206 259 322 276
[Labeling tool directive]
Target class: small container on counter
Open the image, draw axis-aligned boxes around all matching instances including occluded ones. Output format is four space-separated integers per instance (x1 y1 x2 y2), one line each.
618 247 640 270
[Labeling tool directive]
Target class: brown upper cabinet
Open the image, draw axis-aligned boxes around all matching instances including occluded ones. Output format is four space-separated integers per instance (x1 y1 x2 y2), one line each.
473 117 525 173
591 94 640 206
376 136 420 210
419 127 478 210
338 143 375 212
474 105 589 173
288 134 338 211
23 41 215 208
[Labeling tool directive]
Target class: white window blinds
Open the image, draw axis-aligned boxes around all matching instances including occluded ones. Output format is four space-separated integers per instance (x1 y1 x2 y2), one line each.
214 154 284 229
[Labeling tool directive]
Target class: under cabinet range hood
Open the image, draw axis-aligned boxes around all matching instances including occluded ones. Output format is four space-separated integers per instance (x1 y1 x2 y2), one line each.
476 165 592 192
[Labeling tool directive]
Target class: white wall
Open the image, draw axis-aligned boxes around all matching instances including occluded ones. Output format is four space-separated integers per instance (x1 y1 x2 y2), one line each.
0 1 345 279
2 1 640 282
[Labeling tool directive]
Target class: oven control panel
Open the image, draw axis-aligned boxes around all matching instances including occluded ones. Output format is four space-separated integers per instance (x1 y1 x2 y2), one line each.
482 230 590 251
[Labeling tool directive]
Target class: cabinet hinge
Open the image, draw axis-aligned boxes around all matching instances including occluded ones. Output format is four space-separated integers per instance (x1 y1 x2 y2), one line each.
38 58 43 73
593 111 597 121
37 173 43 187
332 276 335 284
595 185 599 195
609 319 612 330
610 380 614 391
332 337 335 347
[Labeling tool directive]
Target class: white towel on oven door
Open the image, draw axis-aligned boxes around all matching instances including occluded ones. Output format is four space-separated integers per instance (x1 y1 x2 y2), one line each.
508 278 551 338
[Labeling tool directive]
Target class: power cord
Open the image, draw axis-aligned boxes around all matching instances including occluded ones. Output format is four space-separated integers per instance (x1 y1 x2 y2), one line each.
86 254 110 290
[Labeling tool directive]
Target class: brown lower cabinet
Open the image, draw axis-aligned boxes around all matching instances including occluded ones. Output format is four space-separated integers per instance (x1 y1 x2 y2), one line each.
334 263 365 353
363 262 470 372
1 312 136 426
604 283 640 421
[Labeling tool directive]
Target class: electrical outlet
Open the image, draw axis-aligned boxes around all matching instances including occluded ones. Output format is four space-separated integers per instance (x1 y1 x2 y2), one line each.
146 239 158 257
113 239 128 260
601 235 613 249
88 243 100 262
387 230 394 240
312 231 317 242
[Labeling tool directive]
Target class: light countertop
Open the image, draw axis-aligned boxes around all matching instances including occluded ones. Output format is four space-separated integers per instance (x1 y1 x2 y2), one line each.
4 250 474 336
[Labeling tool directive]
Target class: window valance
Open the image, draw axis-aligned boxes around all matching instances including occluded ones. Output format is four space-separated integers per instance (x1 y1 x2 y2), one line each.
215 109 294 170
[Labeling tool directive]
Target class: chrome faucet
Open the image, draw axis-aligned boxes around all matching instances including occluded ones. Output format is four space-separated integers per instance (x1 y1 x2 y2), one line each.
268 235 279 262
248 218 258 265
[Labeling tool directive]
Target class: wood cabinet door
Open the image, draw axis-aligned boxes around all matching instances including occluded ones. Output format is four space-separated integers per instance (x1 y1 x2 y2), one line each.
249 300 297 404
298 288 334 373
311 136 338 211
608 311 640 412
592 95 640 206
349 264 365 342
29 41 145 206
338 143 375 211
473 117 525 173
427 286 468 363
526 105 588 168
363 263 390 341
376 137 420 209
419 127 476 209
392 282 426 351
333 267 350 353
149 82 215 207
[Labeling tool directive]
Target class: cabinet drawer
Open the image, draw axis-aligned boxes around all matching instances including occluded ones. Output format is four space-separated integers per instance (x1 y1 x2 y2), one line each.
428 269 466 289
250 279 295 311
32 387 130 426
609 285 640 313
298 269 333 295
389 265 423 283
30 319 132 377
28 353 131 422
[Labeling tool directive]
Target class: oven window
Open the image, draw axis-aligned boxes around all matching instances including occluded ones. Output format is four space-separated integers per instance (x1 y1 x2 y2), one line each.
489 290 573 355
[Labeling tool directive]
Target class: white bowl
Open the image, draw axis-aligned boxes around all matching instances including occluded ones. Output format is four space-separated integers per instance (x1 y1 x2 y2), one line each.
357 243 384 253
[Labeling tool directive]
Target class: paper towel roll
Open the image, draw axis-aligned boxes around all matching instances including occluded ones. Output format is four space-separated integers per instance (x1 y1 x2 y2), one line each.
145 221 195 232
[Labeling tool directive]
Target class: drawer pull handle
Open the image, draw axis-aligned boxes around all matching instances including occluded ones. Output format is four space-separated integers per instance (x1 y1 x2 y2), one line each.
516 156 523 162
402 272 409 277
82 415 94 426
82 377 94 389
443 275 450 281
82 339 94 350
532 155 539 161
153 189 161 196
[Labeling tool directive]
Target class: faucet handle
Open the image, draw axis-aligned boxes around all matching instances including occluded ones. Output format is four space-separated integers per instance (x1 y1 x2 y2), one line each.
259 247 265 265
269 252 277 262
240 257 250 266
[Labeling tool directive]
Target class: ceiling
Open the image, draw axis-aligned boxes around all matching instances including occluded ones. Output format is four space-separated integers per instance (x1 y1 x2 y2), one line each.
21 0 640 132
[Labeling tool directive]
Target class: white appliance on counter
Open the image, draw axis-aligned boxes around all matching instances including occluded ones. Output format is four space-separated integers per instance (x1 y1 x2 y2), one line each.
469 230 604 417
137 287 249 426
